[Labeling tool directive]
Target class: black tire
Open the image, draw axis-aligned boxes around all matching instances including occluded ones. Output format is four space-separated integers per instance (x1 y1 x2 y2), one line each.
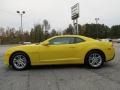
10 52 30 71
85 51 104 68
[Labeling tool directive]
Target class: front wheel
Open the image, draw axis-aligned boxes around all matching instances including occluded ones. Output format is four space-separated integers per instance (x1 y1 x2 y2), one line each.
10 52 30 70
85 51 104 68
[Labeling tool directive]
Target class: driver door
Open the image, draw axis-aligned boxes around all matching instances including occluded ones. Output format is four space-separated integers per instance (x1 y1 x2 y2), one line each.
39 37 80 64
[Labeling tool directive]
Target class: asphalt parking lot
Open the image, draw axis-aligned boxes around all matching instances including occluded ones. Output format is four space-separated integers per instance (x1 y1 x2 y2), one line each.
0 44 120 90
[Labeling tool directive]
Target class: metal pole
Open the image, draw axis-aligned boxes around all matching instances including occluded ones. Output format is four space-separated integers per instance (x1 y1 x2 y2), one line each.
73 20 75 34
95 18 99 39
21 14 23 33
76 19 78 35
96 19 98 39
17 11 25 35
73 20 78 35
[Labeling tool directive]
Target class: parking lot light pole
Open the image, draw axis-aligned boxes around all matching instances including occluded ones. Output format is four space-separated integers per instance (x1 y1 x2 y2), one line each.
95 18 99 39
17 11 25 43
17 11 25 34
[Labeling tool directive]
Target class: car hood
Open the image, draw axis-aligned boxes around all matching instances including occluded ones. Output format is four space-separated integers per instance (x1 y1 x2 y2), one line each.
5 44 41 54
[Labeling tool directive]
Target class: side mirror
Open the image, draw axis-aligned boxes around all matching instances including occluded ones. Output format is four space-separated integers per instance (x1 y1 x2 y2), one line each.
42 42 49 46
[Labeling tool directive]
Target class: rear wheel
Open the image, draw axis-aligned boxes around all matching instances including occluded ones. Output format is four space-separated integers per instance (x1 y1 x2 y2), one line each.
85 51 104 68
10 52 30 70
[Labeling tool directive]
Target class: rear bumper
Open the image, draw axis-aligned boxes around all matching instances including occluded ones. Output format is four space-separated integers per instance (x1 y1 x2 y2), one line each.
104 46 115 62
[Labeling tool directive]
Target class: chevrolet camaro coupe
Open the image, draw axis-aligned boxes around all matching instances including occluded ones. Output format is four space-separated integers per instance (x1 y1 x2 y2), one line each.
4 35 115 70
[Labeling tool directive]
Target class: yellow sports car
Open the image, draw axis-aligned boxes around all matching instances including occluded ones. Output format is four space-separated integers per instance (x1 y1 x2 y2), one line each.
4 35 115 70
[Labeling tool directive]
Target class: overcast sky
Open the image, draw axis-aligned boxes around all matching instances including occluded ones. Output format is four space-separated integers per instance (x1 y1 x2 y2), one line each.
0 0 120 31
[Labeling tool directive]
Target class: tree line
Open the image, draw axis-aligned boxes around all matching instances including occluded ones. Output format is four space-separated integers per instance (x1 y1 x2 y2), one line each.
0 19 120 44
64 24 120 39
0 19 58 44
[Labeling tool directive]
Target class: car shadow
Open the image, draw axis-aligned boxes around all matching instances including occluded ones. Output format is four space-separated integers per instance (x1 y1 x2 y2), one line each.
29 64 85 70
4 62 116 71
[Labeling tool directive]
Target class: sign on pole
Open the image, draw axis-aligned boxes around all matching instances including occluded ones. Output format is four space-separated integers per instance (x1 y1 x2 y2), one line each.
71 3 79 34
71 3 79 20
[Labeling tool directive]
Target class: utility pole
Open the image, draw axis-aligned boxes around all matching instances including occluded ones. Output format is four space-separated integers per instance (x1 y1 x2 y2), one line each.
95 18 99 39
17 11 25 43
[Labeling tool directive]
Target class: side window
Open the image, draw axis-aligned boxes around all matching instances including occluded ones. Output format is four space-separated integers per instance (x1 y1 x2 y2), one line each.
74 37 84 43
49 37 74 45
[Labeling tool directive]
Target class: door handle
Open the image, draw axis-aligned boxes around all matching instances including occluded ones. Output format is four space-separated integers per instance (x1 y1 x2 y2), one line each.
69 47 75 48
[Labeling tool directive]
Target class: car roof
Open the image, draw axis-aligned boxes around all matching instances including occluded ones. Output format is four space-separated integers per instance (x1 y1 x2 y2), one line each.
48 35 96 42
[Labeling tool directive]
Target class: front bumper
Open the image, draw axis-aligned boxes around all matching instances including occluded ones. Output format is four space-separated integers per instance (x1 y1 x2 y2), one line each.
3 53 10 66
